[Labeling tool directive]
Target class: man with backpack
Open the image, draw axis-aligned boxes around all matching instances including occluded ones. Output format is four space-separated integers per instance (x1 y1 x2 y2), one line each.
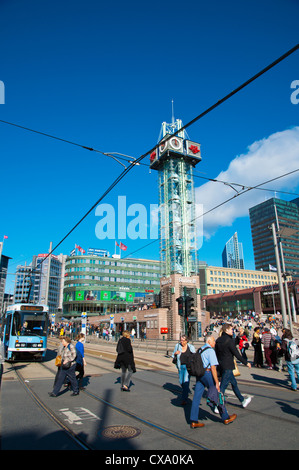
189 334 237 428
281 328 299 391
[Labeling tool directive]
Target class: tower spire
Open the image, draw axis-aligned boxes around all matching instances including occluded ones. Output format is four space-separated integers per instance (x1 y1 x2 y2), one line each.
171 99 175 125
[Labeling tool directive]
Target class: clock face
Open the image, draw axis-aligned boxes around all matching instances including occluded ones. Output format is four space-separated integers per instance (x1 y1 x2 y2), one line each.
159 136 183 154
169 137 183 151
159 141 166 154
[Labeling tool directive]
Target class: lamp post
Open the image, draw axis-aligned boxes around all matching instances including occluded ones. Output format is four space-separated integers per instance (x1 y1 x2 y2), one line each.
270 223 288 328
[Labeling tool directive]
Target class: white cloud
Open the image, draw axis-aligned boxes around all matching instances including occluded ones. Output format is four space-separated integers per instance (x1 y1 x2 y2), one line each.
195 126 299 238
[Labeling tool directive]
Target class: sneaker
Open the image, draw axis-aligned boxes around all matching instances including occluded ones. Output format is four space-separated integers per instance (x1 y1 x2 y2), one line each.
242 396 252 408
213 406 220 414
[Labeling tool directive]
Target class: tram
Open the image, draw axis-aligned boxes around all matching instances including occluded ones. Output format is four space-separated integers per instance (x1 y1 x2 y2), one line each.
2 303 49 362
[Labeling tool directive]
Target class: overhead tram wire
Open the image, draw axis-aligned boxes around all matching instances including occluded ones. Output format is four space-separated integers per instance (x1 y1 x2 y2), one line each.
1 43 298 275
121 167 299 260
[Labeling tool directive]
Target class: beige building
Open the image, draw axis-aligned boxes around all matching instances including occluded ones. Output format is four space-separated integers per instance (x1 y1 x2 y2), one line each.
199 263 279 296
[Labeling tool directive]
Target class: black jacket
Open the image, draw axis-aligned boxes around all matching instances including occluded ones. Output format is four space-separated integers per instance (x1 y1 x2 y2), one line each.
114 336 136 372
215 332 248 372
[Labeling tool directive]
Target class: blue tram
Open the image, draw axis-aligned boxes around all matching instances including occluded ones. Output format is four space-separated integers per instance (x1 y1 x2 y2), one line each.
2 303 49 361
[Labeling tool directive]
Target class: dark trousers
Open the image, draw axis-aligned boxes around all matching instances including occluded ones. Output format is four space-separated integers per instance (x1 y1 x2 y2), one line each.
190 370 229 422
264 348 272 367
52 364 79 395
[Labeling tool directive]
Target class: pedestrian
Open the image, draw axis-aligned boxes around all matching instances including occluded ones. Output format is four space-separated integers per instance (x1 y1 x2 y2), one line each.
53 336 64 385
215 324 252 409
190 334 237 428
281 328 299 391
252 327 263 368
75 333 86 389
172 335 195 405
130 327 136 342
49 336 79 397
0 336 4 388
261 327 274 369
236 326 249 361
114 330 136 391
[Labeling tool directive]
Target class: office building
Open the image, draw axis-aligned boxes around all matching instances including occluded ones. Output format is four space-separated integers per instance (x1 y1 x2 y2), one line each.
14 252 66 315
199 262 279 296
0 243 11 314
222 232 244 269
63 252 160 317
249 197 299 280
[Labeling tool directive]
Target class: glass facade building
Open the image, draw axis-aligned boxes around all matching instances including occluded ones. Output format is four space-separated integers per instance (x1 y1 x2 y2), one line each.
14 253 65 315
249 198 299 280
222 232 244 269
63 254 160 317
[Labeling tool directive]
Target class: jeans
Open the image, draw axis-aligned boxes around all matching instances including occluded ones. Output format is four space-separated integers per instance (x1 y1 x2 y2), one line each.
220 369 244 403
179 364 190 401
190 371 229 422
287 361 299 390
121 364 133 388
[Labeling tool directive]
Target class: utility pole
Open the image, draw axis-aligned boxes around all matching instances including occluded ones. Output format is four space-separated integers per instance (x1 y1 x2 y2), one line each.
273 205 293 334
270 223 288 328
44 241 52 307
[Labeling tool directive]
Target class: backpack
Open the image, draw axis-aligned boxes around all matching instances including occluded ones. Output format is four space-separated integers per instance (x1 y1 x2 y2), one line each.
287 340 299 364
186 347 209 378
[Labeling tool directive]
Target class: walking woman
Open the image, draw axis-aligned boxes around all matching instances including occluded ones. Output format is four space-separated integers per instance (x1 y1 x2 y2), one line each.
75 333 86 389
114 330 136 391
172 335 195 405
49 336 79 397
252 327 263 368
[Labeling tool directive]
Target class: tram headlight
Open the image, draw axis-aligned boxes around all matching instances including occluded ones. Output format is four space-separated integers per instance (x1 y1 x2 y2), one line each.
15 341 26 347
37 343 43 348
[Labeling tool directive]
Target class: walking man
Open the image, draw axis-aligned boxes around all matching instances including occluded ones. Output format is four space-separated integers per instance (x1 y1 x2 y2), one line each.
215 324 252 409
190 334 237 428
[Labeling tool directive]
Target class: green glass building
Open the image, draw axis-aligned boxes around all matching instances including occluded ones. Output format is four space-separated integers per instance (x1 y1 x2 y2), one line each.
249 197 299 280
63 253 160 317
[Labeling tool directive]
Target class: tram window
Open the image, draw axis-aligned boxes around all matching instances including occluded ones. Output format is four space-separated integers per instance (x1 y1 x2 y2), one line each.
12 312 47 336
12 313 22 336
5 315 12 341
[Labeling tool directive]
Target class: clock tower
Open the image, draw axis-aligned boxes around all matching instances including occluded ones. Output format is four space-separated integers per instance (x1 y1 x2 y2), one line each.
150 118 203 339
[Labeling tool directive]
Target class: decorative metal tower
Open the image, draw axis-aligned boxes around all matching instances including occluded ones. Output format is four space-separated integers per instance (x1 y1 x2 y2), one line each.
150 118 202 278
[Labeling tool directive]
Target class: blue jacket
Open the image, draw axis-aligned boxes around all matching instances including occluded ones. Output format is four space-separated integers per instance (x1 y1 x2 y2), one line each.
75 341 84 365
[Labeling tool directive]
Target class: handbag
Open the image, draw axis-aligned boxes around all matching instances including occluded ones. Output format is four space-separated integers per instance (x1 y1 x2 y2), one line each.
172 343 180 364
233 359 240 377
55 355 62 367
62 361 72 369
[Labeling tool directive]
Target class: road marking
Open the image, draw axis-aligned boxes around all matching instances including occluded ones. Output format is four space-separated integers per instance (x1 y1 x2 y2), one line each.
59 407 101 425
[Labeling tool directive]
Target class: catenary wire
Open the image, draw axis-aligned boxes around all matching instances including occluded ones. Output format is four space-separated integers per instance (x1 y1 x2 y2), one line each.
121 167 299 260
2 43 298 281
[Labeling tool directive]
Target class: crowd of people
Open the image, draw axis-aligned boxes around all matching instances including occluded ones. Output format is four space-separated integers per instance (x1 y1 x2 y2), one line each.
172 317 299 428
48 314 299 431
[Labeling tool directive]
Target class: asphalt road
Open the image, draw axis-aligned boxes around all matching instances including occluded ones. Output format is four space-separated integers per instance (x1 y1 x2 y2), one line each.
1 339 299 454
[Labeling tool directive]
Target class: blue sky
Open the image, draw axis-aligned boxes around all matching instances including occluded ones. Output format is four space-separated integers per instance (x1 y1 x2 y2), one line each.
1 0 299 292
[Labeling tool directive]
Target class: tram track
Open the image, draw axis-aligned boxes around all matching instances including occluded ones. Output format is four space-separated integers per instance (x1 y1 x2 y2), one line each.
12 364 95 450
12 360 212 450
80 351 299 426
10 346 299 451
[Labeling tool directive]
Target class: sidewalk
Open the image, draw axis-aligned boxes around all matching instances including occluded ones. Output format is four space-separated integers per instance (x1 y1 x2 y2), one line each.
48 336 260 383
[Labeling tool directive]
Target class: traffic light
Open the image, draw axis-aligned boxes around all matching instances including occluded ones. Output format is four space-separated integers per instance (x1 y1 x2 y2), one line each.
185 296 195 318
176 296 184 316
